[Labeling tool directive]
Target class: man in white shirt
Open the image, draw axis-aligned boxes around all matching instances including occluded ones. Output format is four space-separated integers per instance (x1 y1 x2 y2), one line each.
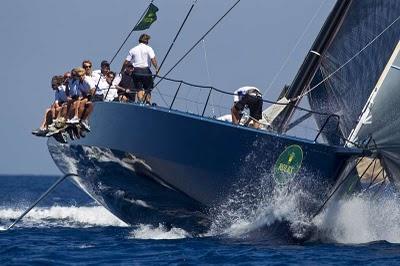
122 33 159 103
82 60 96 93
92 60 111 101
103 71 119 102
231 86 263 128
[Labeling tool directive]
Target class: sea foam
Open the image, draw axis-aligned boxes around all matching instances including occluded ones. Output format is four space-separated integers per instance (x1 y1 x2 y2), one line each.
0 205 128 228
313 194 400 244
129 223 191 240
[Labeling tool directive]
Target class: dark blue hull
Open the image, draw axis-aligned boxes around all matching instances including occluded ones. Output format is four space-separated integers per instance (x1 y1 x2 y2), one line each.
47 102 361 232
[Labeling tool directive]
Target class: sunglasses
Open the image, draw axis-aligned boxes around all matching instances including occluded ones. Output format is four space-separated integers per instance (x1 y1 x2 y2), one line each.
83 65 92 69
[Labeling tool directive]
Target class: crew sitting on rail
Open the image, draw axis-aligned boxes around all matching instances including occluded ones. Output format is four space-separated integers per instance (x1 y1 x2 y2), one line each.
65 67 92 131
51 73 70 128
231 86 263 129
32 75 67 136
92 60 111 101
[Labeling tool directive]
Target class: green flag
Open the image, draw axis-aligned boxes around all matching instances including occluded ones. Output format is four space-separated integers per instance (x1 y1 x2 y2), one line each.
133 3 159 31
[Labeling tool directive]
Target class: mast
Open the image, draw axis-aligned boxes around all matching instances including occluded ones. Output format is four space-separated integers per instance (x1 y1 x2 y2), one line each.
274 0 353 133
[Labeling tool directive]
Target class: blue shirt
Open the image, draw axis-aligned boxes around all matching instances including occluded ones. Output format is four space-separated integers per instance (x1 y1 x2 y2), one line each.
68 79 91 97
54 85 68 103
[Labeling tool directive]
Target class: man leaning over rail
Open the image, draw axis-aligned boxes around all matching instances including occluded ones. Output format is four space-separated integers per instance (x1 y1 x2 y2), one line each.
231 86 263 129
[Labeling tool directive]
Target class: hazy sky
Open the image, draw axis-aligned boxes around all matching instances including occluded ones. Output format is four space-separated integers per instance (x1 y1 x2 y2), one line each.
0 0 335 175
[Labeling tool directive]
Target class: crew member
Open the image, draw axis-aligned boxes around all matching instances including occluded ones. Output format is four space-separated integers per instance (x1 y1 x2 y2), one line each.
231 86 263 128
32 75 65 136
122 33 159 104
113 62 135 102
92 60 111 101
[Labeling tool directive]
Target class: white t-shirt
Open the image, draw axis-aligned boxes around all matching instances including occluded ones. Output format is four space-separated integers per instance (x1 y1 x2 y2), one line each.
92 70 110 95
126 43 155 68
112 73 122 86
55 85 68 103
84 74 96 90
103 88 118 102
103 78 120 102
233 86 261 102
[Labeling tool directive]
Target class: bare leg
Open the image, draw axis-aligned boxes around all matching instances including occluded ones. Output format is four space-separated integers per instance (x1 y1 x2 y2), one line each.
73 100 81 119
145 92 151 104
119 95 128 102
66 100 75 119
39 108 52 129
78 98 88 119
51 104 57 120
81 102 93 120
57 104 67 120
231 106 241 125
137 90 145 102
249 119 261 129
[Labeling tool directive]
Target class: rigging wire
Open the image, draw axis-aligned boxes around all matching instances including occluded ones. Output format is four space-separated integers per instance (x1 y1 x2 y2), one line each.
157 0 198 73
311 155 370 219
153 73 335 117
201 39 215 116
149 0 198 107
154 0 242 89
295 14 400 100
102 1 167 104
263 0 327 95
372 171 389 198
108 1 154 65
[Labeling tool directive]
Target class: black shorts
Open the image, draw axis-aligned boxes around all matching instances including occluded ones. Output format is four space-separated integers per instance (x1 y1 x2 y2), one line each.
118 91 136 102
132 67 153 91
92 94 104 102
234 94 263 120
70 95 80 101
82 94 92 101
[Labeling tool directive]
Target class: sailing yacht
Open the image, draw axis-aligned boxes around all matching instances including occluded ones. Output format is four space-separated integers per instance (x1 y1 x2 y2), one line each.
47 0 400 235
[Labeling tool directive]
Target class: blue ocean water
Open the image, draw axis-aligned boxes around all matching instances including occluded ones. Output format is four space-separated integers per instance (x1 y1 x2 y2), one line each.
1 175 400 265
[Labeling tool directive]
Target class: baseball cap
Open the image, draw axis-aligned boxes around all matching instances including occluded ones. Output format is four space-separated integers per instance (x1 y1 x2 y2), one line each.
101 60 110 67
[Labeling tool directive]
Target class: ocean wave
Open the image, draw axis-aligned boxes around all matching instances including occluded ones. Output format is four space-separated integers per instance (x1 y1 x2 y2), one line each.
129 223 191 240
313 194 400 244
0 205 128 228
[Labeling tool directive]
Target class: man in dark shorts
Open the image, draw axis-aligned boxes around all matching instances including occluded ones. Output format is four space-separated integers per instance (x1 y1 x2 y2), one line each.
231 86 263 128
122 33 159 104
113 62 135 102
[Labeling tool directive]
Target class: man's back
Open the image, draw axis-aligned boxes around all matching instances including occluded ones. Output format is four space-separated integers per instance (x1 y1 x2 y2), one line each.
127 43 155 68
